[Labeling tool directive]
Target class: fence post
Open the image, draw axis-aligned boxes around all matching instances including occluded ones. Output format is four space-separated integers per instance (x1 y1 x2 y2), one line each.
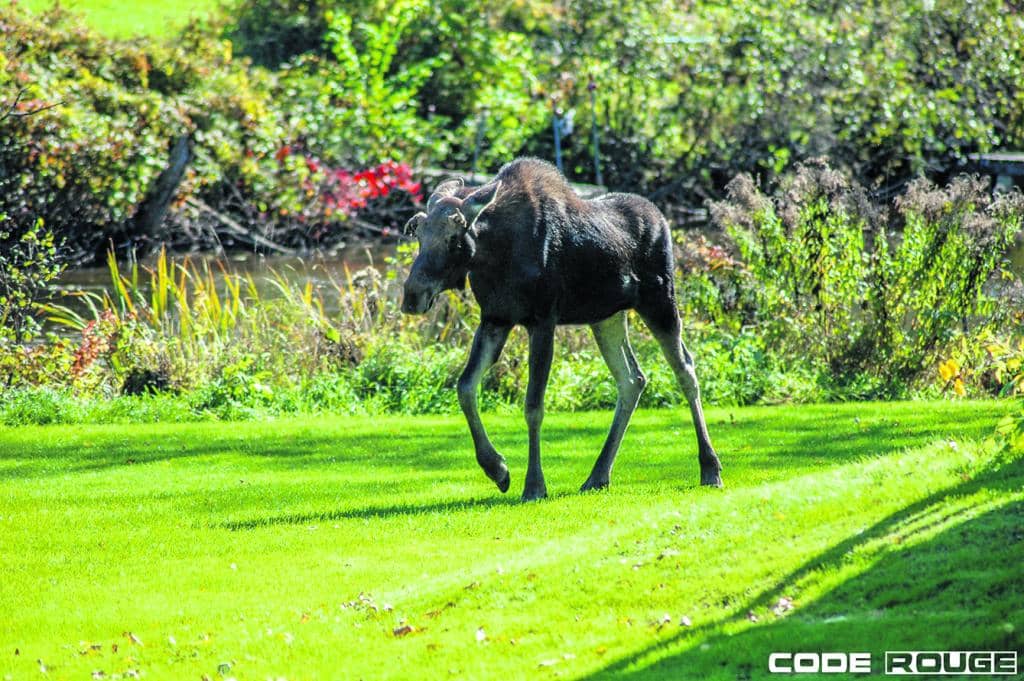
471 109 486 183
552 107 563 174
589 77 602 186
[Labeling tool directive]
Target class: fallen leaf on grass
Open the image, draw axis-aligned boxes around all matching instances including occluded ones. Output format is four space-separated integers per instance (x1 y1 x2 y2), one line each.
475 627 487 643
122 632 142 646
653 614 673 630
746 611 759 623
772 596 794 616
464 581 480 591
392 623 415 637
680 616 693 627
425 602 455 619
91 671 105 679
537 653 576 668
79 642 103 656
341 593 381 613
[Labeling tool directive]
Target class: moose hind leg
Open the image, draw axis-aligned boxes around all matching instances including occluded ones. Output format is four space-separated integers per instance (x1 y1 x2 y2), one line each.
639 302 723 487
581 311 646 492
458 320 513 492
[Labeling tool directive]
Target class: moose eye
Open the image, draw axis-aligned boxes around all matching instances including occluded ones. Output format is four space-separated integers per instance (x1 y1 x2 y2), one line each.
448 236 461 251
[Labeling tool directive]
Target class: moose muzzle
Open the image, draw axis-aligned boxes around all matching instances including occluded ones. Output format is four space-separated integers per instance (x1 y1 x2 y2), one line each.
401 279 438 315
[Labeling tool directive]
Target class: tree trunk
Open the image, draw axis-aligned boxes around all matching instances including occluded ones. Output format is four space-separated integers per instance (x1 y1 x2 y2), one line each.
133 134 191 240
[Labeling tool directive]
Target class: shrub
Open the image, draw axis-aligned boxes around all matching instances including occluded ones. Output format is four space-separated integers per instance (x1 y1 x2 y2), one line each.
709 161 1024 392
0 3 429 263
0 215 65 344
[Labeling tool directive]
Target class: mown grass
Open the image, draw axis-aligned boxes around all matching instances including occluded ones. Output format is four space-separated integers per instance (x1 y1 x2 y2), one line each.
23 0 222 37
1 400 1021 679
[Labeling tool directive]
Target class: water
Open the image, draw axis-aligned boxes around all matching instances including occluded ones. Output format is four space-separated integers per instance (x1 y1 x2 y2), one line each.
47 243 399 332
47 228 1024 334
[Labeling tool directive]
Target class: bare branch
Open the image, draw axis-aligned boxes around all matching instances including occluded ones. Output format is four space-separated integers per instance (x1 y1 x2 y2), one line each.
1 86 63 122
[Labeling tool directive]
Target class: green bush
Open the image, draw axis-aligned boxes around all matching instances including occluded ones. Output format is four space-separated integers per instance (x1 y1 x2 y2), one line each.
0 215 65 344
709 161 1024 393
5 0 1024 264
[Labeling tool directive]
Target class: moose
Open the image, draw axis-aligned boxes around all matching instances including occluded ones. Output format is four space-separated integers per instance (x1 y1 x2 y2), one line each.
401 158 722 500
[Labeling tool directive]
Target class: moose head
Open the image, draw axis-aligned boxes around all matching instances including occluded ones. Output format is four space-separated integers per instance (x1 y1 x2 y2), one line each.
401 178 501 314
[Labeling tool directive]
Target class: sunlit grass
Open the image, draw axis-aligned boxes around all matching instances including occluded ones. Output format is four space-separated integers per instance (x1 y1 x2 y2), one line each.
23 0 223 37
1 401 1020 679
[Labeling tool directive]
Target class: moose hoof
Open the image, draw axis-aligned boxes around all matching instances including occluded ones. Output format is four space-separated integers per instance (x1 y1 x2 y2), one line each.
700 469 723 488
579 477 609 493
521 483 547 502
492 467 511 493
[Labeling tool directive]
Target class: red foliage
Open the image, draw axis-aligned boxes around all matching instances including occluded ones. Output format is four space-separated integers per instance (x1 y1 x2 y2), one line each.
303 158 422 216
71 310 118 377
268 148 423 238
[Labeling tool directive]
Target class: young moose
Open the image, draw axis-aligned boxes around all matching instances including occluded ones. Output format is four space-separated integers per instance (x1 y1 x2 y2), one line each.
401 158 722 500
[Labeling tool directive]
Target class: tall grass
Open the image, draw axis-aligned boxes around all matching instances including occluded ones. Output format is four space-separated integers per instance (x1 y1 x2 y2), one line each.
12 166 1021 426
33 247 500 415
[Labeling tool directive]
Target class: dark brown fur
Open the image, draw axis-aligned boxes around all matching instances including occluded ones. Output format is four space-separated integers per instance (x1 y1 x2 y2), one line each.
403 158 722 500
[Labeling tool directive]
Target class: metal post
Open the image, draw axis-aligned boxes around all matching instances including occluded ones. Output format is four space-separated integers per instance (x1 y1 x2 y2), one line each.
471 110 486 182
589 78 602 187
552 108 563 173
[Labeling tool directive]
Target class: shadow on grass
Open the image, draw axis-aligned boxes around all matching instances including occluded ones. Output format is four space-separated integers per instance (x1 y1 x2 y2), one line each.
587 455 1024 679
221 494 523 530
0 402 1002 483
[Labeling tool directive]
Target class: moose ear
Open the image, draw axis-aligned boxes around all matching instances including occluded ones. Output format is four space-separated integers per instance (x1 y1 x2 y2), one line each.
427 178 464 211
403 212 426 236
461 181 501 229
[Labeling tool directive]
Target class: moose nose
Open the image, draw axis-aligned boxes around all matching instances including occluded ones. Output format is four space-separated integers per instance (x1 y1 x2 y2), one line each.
401 285 431 314
401 291 420 314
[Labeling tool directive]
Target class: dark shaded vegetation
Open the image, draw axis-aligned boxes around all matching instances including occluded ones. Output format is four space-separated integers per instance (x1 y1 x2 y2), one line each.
4 0 1024 264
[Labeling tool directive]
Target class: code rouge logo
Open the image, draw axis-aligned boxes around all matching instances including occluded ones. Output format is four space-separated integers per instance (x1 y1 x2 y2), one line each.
768 651 1019 675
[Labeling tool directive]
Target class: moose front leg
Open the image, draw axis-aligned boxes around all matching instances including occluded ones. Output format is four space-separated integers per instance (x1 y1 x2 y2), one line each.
523 322 555 501
458 320 513 492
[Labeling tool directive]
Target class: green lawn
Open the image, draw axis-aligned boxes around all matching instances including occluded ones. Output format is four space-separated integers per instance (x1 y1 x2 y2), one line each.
24 0 222 37
1 401 1021 679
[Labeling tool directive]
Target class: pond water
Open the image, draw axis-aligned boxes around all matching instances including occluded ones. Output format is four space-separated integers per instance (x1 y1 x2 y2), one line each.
47 228 1024 333
57 243 397 294
47 242 400 333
